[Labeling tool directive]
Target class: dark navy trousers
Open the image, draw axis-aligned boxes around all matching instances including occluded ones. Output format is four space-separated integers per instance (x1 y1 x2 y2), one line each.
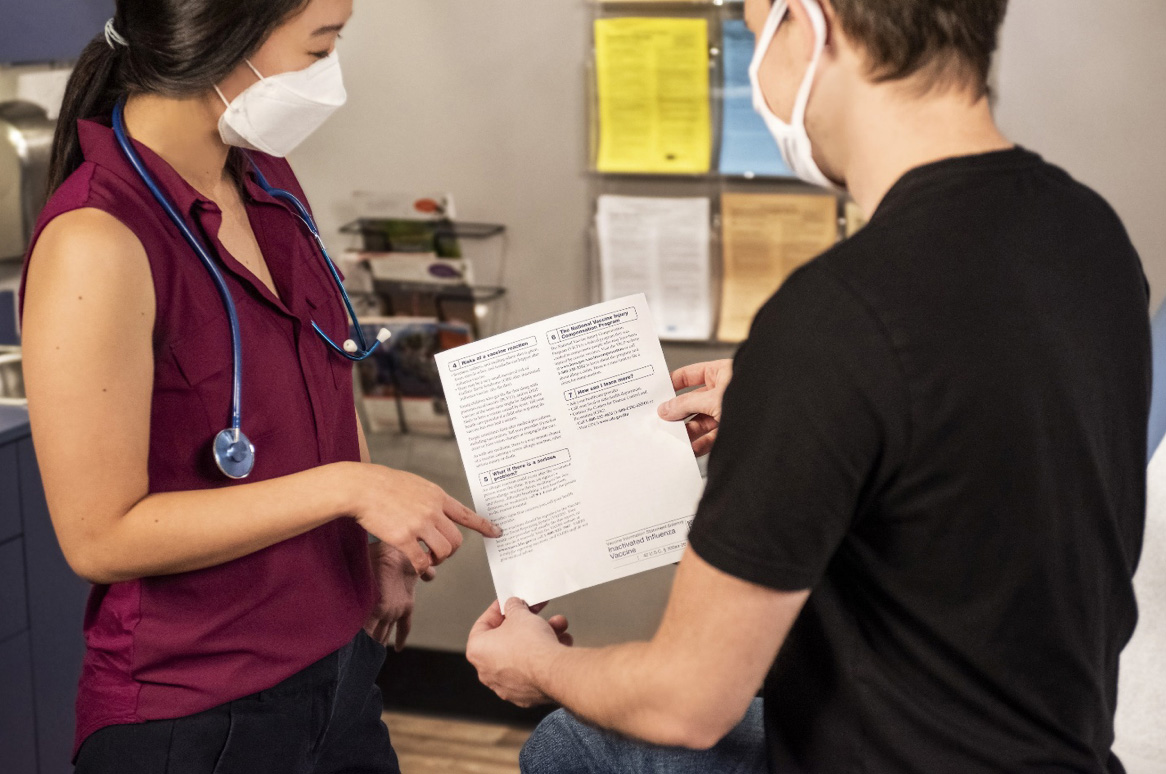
75 631 400 774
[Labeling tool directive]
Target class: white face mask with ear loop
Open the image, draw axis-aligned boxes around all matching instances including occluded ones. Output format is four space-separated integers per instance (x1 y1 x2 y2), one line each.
749 0 839 190
214 51 347 158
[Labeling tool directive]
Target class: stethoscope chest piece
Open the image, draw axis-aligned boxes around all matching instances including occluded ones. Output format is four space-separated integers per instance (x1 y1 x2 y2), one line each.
214 428 256 480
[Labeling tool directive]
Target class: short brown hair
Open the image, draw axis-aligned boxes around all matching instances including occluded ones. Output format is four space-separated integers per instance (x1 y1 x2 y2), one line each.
830 0 1009 96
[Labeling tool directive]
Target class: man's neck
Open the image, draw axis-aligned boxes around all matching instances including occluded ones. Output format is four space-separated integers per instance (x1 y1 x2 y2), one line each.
122 93 234 200
840 85 1013 216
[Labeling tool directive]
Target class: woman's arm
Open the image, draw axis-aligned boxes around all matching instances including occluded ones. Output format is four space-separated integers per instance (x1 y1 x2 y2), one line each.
22 209 495 585
356 407 372 463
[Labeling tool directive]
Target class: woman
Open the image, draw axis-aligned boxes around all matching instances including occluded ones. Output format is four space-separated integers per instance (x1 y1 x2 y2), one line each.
20 1 499 771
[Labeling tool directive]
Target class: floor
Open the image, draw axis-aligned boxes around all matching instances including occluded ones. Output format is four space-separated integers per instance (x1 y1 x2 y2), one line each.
384 711 533 774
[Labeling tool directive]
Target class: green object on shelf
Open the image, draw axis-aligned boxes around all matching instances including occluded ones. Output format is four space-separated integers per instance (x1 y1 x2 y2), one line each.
341 218 506 259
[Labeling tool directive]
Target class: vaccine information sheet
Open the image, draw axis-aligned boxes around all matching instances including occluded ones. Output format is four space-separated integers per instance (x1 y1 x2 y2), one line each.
436 295 705 604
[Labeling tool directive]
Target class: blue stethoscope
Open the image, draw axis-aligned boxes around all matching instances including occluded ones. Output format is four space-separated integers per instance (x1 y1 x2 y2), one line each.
111 97 389 480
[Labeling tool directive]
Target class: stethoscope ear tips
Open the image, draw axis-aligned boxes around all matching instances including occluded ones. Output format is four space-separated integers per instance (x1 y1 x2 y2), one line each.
341 329 390 356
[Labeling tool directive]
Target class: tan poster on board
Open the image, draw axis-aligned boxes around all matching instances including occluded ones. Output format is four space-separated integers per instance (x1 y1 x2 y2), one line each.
844 199 868 237
718 192 839 342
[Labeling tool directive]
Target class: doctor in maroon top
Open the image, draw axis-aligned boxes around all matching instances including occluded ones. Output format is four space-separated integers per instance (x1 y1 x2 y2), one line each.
19 1 500 771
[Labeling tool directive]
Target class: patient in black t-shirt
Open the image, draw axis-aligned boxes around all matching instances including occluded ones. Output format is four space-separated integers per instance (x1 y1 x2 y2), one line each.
465 2 1150 773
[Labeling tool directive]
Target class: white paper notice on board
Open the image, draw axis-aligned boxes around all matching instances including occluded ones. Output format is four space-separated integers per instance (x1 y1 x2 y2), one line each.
596 195 713 341
435 295 705 605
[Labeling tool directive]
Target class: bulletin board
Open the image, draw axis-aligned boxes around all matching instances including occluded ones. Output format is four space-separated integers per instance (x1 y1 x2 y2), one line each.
586 0 862 344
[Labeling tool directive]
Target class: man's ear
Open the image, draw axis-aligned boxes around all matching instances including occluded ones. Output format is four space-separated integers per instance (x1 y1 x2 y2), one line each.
788 0 830 59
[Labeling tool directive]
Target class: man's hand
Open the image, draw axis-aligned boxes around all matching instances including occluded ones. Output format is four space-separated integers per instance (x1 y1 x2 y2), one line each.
466 598 573 707
657 360 733 457
466 552 808 749
363 541 435 651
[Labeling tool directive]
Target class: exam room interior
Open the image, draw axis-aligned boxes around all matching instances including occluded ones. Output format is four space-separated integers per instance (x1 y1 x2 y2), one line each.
0 0 1164 771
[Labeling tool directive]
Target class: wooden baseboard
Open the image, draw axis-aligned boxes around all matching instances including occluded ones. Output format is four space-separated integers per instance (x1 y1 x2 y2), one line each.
378 647 556 728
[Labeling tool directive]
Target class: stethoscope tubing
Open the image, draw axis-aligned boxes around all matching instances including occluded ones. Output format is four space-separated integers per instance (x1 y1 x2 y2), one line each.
246 164 374 359
112 99 245 433
110 96 387 477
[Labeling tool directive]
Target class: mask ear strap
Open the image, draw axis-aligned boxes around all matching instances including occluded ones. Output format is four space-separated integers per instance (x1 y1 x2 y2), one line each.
214 60 265 109
791 0 828 126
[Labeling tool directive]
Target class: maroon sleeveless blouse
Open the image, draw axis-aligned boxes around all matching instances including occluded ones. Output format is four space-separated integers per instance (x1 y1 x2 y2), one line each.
19 118 377 757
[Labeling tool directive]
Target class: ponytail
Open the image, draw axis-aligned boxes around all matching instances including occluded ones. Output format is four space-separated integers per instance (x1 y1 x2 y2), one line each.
46 36 125 194
46 0 310 194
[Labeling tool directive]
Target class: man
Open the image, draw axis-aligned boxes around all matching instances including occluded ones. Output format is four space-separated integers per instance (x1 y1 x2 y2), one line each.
466 0 1150 771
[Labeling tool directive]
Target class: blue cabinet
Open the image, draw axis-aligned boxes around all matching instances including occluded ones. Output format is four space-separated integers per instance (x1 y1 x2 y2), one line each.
0 0 115 65
0 407 89 773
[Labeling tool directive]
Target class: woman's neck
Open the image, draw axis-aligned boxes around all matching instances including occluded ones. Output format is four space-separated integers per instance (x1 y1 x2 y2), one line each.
122 93 233 199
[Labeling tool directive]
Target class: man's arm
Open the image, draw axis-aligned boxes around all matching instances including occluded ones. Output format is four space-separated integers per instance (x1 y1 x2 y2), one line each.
467 549 808 750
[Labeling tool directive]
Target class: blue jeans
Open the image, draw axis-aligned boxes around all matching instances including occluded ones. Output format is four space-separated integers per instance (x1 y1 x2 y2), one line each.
520 699 767 774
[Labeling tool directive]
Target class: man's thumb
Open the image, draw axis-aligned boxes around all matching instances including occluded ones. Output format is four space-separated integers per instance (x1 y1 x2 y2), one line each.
503 597 530 617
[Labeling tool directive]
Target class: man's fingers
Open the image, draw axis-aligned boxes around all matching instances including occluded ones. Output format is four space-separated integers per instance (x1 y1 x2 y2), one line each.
670 362 713 392
420 567 437 582
658 389 718 422
692 428 719 458
444 495 503 538
503 597 531 617
685 414 718 442
548 614 570 634
470 599 505 636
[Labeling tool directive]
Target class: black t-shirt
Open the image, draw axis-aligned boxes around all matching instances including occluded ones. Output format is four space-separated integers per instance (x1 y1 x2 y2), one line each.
688 148 1149 774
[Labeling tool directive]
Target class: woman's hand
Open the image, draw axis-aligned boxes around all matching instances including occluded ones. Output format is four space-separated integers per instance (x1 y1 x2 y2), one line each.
347 464 501 576
364 541 433 651
657 360 733 457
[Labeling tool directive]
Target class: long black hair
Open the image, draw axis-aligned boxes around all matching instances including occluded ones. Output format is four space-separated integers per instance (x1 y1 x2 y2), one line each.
47 0 310 193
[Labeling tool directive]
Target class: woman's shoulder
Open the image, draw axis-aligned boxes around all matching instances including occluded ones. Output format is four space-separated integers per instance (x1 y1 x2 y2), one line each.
36 159 151 243
30 167 148 278
23 161 150 300
21 195 151 322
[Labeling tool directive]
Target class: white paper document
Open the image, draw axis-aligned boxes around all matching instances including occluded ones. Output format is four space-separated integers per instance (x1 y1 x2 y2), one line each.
596 196 713 341
435 295 705 604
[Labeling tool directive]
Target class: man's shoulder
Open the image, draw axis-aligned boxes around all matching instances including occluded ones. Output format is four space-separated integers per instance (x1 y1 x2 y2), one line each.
751 246 889 350
786 225 899 309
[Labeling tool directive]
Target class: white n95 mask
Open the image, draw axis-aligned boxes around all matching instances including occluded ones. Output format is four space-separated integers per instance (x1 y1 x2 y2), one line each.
215 52 347 157
749 0 837 190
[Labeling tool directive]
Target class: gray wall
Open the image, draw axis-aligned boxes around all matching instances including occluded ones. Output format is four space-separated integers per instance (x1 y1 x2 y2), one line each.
290 0 594 330
994 0 1166 310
